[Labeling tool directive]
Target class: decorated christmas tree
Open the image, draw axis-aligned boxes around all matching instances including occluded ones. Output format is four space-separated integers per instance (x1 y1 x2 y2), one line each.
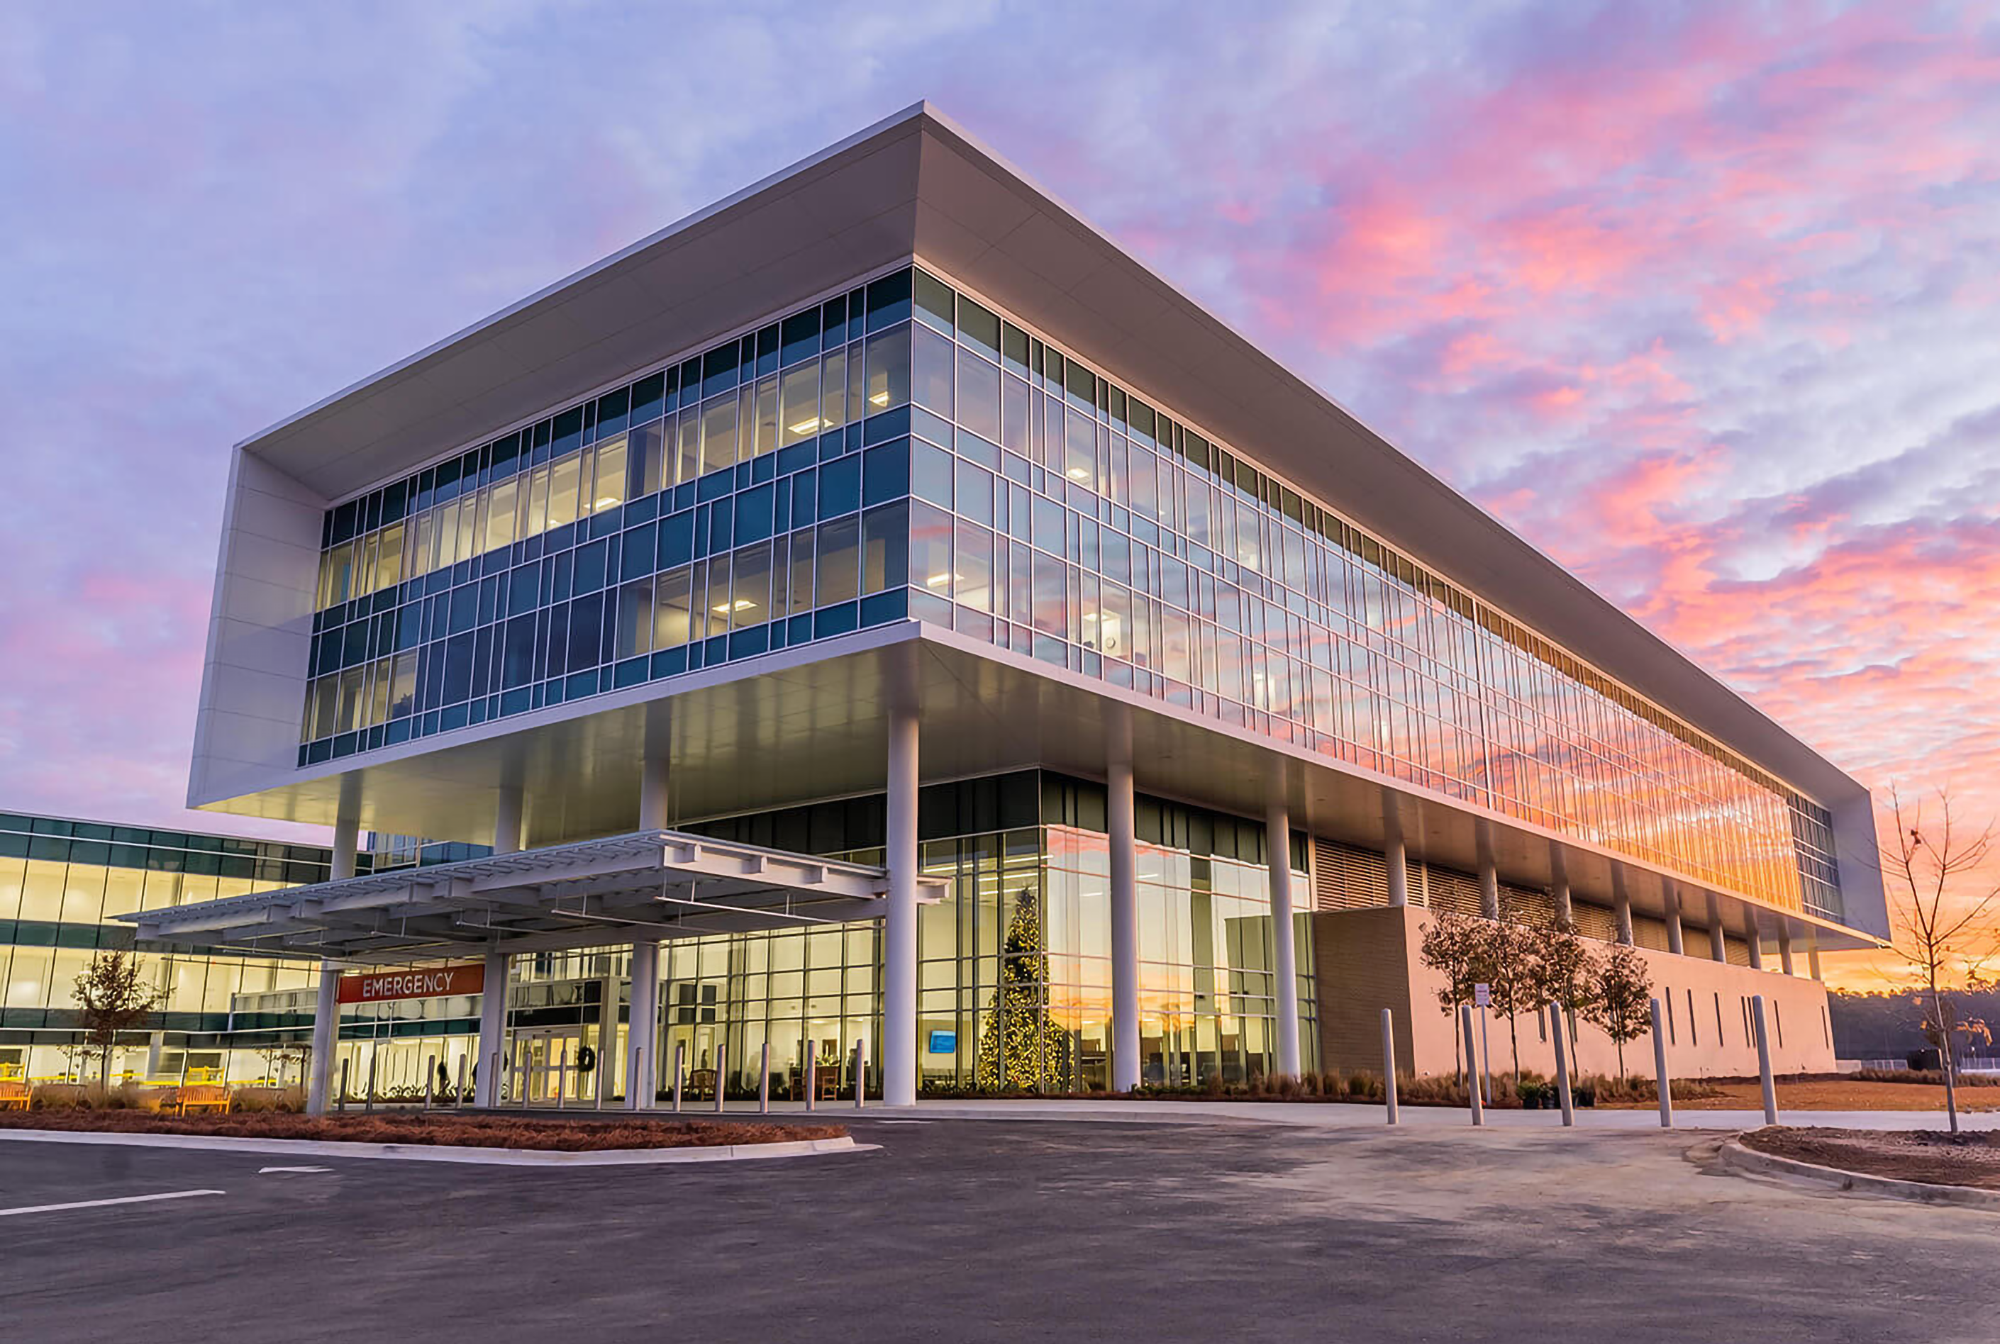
974 890 1074 1092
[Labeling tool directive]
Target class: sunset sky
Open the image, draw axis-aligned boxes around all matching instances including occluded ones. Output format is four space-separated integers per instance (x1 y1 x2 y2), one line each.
2 2 1995 987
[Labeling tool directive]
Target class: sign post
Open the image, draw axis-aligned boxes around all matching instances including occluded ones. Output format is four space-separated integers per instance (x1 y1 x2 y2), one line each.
1473 983 1492 1105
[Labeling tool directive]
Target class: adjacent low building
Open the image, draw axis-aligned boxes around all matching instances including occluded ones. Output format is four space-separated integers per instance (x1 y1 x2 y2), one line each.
127 103 1885 1110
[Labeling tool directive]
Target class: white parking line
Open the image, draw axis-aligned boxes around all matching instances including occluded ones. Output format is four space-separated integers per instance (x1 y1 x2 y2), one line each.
258 1166 332 1174
0 1189 226 1218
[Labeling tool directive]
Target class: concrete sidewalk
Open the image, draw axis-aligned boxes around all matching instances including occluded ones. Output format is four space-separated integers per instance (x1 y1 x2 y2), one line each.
587 1095 2000 1131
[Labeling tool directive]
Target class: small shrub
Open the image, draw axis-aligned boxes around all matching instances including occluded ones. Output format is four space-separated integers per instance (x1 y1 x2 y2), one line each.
1853 1067 2000 1088
231 1086 305 1114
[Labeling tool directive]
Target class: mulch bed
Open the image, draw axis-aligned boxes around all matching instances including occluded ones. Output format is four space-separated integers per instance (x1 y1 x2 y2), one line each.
1742 1126 2000 1190
0 1110 845 1151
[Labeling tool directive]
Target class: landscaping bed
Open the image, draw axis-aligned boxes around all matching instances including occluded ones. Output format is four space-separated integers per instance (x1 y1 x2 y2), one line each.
1741 1126 2000 1191
0 1109 845 1151
1604 1078 2000 1113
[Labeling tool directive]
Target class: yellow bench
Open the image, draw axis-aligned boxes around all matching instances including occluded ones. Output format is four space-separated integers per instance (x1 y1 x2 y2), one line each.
0 1081 28 1111
162 1084 233 1116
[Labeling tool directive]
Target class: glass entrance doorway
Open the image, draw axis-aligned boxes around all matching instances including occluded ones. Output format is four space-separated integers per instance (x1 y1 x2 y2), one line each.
509 1026 587 1106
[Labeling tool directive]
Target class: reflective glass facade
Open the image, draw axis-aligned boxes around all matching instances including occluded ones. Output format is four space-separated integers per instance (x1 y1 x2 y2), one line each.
299 264 1841 923
0 812 337 1084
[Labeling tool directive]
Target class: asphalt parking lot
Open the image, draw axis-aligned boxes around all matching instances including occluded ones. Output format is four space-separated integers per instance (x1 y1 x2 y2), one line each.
0 1116 1992 1343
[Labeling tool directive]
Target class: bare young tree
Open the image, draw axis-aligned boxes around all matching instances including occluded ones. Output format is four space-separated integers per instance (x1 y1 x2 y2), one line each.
1527 918 1600 1080
1583 944 1652 1080
1418 908 1484 1081
72 950 164 1089
1474 916 1540 1087
1884 789 2000 1134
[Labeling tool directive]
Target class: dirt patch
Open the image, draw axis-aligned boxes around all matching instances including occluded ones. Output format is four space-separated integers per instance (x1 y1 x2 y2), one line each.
0 1110 845 1151
1603 1079 2000 1112
1741 1126 2000 1190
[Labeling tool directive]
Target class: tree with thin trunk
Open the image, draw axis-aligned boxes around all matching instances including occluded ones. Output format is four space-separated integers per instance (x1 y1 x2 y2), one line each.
1583 944 1652 1079
1474 916 1540 1087
1527 918 1601 1080
1418 908 1484 1081
72 950 164 1089
1882 789 2000 1134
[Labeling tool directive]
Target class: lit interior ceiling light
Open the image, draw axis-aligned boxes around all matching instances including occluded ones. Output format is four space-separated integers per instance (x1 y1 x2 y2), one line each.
710 599 757 614
1066 467 1090 481
788 418 821 435
926 572 961 588
869 392 890 406
594 496 620 509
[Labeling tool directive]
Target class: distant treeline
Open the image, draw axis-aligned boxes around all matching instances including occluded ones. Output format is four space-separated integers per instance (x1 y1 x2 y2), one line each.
1828 986 2000 1063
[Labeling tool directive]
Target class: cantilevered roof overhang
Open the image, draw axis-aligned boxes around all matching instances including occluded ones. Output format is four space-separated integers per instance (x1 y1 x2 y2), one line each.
118 829 945 965
191 624 1886 952
228 101 1870 821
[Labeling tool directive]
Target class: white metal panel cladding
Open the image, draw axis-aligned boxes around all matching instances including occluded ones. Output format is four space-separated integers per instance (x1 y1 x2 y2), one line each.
119 828 944 965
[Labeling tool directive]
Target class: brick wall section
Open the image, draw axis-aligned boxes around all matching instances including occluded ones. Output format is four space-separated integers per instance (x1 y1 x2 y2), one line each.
1312 905 1834 1078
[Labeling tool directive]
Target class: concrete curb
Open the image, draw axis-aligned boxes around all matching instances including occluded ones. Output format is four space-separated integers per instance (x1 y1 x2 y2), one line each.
0 1128 871 1167
1717 1137 2000 1210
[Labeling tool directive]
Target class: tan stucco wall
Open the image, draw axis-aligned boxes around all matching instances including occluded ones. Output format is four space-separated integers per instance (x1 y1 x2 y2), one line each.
1312 906 1833 1080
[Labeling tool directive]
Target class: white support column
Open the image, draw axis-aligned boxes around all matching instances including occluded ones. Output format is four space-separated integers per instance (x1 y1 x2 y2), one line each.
1108 743 1141 1093
1266 796 1302 1079
494 785 524 855
474 948 508 1107
1706 893 1728 962
1663 882 1685 956
639 705 671 831
1744 914 1765 971
626 939 659 1109
1550 847 1572 924
1778 923 1797 976
1382 792 1408 908
331 785 360 881
638 757 670 831
1807 936 1823 982
882 704 920 1108
1475 821 1499 920
597 954 621 1103
1612 867 1634 946
305 961 340 1115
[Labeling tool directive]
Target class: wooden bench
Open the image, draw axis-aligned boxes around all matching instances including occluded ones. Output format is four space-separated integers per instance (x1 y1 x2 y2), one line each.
0 1081 28 1111
162 1084 233 1115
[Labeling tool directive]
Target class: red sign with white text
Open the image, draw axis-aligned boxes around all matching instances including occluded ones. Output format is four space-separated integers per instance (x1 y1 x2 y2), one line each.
336 962 485 1005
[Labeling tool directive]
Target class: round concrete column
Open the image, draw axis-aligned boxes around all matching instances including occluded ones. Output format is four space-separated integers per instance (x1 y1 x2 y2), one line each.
1108 752 1140 1092
625 939 659 1109
1382 793 1407 908
494 785 524 855
1663 882 1685 956
474 948 509 1107
305 961 340 1115
1266 799 1302 1078
882 705 920 1107
1475 822 1499 920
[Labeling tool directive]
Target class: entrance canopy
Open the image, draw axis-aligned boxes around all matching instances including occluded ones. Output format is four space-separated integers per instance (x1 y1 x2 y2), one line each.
119 828 943 965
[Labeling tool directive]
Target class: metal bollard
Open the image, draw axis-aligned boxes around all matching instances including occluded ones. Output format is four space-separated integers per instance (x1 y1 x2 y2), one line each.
1548 1005 1575 1126
1460 1005 1483 1126
424 1053 436 1111
456 1054 468 1109
672 1044 685 1113
364 1053 377 1114
556 1043 569 1111
1381 1008 1398 1126
488 1051 501 1109
853 1038 867 1111
338 1058 349 1113
714 1041 727 1115
628 1045 642 1110
1650 997 1673 1129
1751 995 1779 1126
758 1042 770 1115
805 1052 817 1112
